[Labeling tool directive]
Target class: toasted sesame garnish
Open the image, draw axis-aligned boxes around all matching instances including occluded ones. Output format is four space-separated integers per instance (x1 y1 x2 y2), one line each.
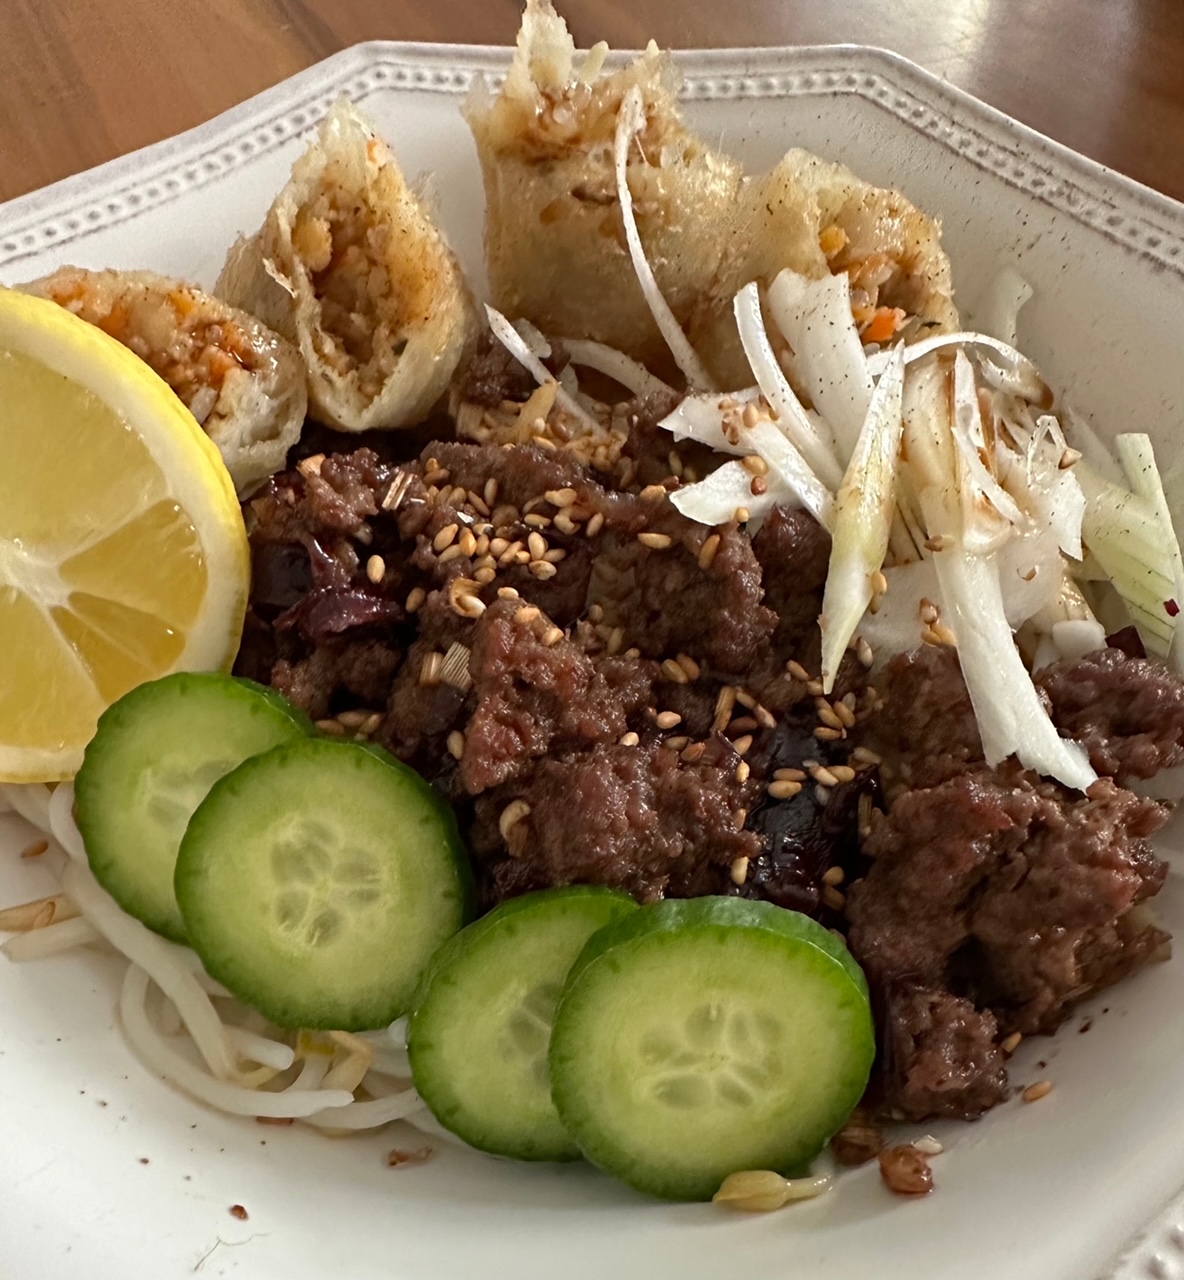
871 569 889 597
734 689 756 710
336 709 372 730
734 506 751 524
753 704 776 730
698 533 721 571
809 765 839 787
919 597 940 625
924 534 953 552
483 477 499 507
499 800 532 841
931 622 958 646
19 838 49 860
816 702 844 730
545 487 578 508
553 511 578 535
497 585 520 600
822 885 846 912
681 742 706 763
524 512 551 529
458 527 478 558
912 1135 944 1156
742 452 769 476
297 453 325 477
852 745 882 766
665 736 690 751
640 484 668 501
655 710 682 730
833 701 857 728
668 450 684 478
822 866 846 887
735 760 751 784
786 659 811 682
605 626 625 656
527 531 548 562
1022 1080 1053 1103
1000 1031 1023 1055
806 678 825 696
661 659 690 684
474 566 497 585
587 603 604 623
1059 447 1082 469
638 531 673 550
489 537 510 557
360 712 383 735
731 734 753 756
828 765 857 784
730 856 750 886
446 730 466 760
449 578 485 619
729 716 758 734
712 685 737 733
676 653 701 681
541 625 564 648
433 523 459 553
767 779 802 801
543 548 567 563
774 768 807 782
585 512 605 537
529 560 558 580
316 718 346 736
438 543 465 566
517 605 542 624
618 731 640 747
750 476 768 496
814 725 844 741
365 554 386 584
856 636 874 668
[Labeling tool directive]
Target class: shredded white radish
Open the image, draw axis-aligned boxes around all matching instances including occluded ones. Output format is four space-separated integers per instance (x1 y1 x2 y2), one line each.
484 305 601 434
767 268 873 463
613 85 714 390
2 916 101 961
733 282 843 490
61 859 240 1082
562 337 674 400
119 966 352 1118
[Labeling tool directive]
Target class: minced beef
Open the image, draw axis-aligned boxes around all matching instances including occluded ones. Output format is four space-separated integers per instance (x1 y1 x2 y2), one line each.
751 505 832 653
846 767 1169 1117
453 332 570 409
1037 646 1184 782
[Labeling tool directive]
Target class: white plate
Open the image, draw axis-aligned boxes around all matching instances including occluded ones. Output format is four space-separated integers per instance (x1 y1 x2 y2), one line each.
2 41 1184 1280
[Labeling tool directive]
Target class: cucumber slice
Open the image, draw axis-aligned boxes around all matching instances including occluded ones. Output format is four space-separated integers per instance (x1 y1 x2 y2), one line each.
75 673 310 942
408 887 638 1161
175 738 470 1030
549 897 875 1201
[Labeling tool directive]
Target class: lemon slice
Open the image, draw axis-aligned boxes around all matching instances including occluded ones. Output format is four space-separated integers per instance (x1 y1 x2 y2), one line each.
0 288 249 782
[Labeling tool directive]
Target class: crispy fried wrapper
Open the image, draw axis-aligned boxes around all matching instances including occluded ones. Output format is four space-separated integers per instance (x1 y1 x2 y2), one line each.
24 266 307 494
468 0 957 388
217 99 477 432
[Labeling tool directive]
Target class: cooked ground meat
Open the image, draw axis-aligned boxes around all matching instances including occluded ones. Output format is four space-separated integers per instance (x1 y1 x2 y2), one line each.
271 639 401 722
471 738 763 903
453 331 570 409
1037 646 1184 782
751 505 832 653
847 767 1168 1117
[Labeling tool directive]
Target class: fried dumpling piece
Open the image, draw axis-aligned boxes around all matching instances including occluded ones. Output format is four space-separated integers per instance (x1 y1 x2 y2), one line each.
24 266 307 493
466 0 746 378
217 99 476 433
469 0 958 389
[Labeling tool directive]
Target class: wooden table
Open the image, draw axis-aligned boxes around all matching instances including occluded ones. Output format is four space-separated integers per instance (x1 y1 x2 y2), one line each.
2 0 1183 206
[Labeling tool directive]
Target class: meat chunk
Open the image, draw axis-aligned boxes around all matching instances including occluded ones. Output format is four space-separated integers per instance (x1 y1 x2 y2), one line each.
472 740 762 904
846 767 1168 1117
1037 646 1184 783
271 639 401 721
751 505 831 653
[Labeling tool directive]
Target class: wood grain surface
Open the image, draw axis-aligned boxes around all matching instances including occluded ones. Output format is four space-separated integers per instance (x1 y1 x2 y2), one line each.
1 0 1182 205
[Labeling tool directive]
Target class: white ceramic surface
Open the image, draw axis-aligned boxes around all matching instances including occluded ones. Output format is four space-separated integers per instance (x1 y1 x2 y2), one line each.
2 41 1184 1280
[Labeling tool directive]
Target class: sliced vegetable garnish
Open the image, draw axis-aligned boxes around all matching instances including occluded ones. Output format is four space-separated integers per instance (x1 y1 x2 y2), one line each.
766 267 873 462
562 337 674 400
819 345 905 692
484 305 601 433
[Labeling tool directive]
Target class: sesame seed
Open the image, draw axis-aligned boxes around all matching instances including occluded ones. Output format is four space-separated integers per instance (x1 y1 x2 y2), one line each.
822 866 846 886
585 512 605 536
474 534 490 557
815 725 844 741
489 537 509 557
913 1136 944 1156
405 587 426 613
662 659 690 684
767 779 802 800
360 713 383 735
676 653 701 681
712 686 737 732
734 506 751 524
698 534 721 571
517 606 542 624
741 452 768 476
438 543 465 565
833 701 857 728
932 623 958 646
1058 447 1082 470
774 768 807 782
852 746 882 766
606 626 625 656
638 531 673 550
732 734 753 756
728 716 758 734
433 523 459 553
811 765 841 787
667 450 684 478
618 731 640 747
544 548 566 563
336 709 372 729
741 402 761 429
857 636 874 668
730 856 750 886
806 678 825 696
1000 1032 1023 1055
665 736 690 751
529 560 558 580
822 885 846 912
786 660 811 682
640 484 668 501
816 703 844 730
499 800 532 841
297 453 325 477
20 838 49 859
497 586 520 600
541 626 564 647
484 477 499 507
734 689 756 710
474 566 497 584
450 584 486 619
830 765 858 784
528 531 548 561
467 491 491 517
446 730 466 760
553 512 578 535
545 488 578 507
364 554 386 584
524 513 552 529
735 760 751 783
587 603 604 623
316 718 345 736
498 540 523 566
815 784 832 805
750 476 768 496
459 528 478 558
656 711 682 730
871 569 889 597
753 704 776 730
681 742 706 763
1022 1080 1053 1103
